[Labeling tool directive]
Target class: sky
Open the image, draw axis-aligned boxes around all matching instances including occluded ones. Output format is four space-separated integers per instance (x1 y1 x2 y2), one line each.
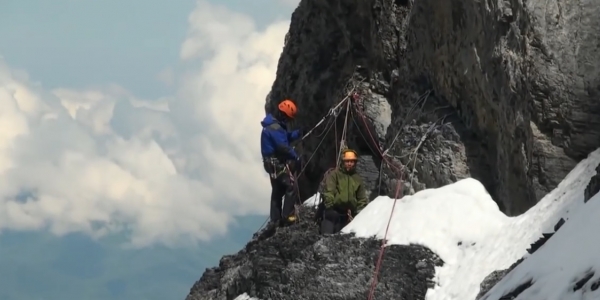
0 0 299 299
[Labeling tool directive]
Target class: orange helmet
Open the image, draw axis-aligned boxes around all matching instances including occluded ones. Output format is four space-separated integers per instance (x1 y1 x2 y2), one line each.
341 149 358 161
278 99 297 118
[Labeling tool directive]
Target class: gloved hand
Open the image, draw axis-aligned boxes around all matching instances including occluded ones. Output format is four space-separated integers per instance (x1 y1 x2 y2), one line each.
324 198 333 209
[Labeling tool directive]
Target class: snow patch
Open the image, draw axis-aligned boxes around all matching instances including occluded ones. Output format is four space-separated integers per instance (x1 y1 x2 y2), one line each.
234 293 260 300
303 192 321 207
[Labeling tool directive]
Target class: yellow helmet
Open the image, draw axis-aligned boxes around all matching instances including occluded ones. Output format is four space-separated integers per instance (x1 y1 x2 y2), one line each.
341 149 358 161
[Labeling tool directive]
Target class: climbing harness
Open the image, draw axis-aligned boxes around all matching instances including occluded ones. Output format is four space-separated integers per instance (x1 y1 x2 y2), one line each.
263 157 289 180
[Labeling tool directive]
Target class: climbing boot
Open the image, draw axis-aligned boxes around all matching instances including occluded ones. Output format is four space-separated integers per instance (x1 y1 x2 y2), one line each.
280 214 296 226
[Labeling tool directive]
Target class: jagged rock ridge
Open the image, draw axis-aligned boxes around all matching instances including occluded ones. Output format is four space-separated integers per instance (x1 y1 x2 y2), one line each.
186 206 442 300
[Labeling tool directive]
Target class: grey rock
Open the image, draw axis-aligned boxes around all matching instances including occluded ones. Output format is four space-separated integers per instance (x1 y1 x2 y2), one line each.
398 0 600 214
354 155 382 200
185 206 442 300
476 258 524 300
584 162 600 203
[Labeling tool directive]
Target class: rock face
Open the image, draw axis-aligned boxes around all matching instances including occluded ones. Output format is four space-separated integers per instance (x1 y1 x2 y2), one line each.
584 163 600 202
267 0 600 215
186 206 442 300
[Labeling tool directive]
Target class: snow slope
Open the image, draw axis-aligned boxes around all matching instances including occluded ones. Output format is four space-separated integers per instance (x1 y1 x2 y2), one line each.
481 163 600 298
335 148 600 300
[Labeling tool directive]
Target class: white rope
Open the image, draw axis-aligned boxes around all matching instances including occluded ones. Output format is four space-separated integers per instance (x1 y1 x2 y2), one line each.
336 98 351 167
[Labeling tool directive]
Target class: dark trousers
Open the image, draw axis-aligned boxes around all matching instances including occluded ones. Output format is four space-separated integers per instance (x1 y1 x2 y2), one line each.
320 208 352 234
269 174 297 223
264 158 298 224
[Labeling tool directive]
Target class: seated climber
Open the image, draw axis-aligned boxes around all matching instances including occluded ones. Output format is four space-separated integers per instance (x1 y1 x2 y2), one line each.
260 99 303 227
320 149 368 234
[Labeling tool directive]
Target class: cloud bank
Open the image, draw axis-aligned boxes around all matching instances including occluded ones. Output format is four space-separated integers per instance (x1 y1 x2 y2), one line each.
0 0 290 248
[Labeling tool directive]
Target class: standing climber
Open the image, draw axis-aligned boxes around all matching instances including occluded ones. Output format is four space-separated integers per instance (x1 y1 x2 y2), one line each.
261 99 303 227
319 149 368 234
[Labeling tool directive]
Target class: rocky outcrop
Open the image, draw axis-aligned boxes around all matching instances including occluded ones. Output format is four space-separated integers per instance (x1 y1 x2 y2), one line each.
476 257 525 300
584 163 600 202
476 215 567 299
185 206 442 300
267 0 600 216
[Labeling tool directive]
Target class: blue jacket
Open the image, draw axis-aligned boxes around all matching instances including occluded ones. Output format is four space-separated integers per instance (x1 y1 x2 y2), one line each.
260 113 301 160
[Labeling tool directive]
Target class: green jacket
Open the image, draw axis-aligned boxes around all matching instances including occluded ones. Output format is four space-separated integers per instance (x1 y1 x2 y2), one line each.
322 167 368 212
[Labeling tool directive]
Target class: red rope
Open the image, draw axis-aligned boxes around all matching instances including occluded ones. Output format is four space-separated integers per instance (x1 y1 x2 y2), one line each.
351 92 403 173
350 92 405 300
367 177 403 299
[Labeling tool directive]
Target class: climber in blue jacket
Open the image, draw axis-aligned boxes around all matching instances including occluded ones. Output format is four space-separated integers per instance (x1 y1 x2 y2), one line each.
261 99 303 227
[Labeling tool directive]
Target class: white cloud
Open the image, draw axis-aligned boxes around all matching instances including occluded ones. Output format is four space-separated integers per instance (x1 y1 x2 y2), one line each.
0 0 290 248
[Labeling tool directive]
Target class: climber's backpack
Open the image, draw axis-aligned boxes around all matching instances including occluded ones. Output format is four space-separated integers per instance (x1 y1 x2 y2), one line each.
314 168 336 223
